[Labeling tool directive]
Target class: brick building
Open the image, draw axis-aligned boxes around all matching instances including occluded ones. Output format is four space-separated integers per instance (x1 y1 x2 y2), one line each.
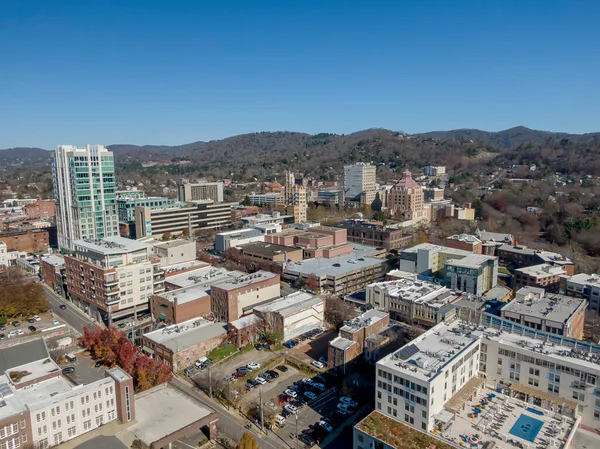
23 199 56 219
40 254 67 297
444 234 483 254
328 309 390 374
0 229 49 253
330 220 413 251
238 241 303 264
514 263 567 293
497 244 575 276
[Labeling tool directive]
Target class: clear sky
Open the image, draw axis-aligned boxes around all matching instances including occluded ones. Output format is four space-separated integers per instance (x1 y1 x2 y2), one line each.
1 0 598 149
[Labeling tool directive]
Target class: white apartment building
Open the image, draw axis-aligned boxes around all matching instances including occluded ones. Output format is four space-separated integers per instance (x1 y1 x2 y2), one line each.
424 165 446 176
64 236 163 324
344 163 377 205
178 181 224 203
560 273 600 313
52 145 118 250
375 314 600 437
399 243 471 277
0 241 8 268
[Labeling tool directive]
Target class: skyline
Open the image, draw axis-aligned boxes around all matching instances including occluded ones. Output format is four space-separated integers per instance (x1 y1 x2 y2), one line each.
1 0 599 148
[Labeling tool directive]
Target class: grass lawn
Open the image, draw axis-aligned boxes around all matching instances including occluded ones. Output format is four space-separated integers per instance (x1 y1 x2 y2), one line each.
207 343 238 362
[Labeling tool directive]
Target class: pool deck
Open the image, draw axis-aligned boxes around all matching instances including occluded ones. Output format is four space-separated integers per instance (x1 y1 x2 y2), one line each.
440 387 575 448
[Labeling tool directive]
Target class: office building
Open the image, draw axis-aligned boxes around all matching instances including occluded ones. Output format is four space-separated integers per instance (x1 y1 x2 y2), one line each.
247 192 284 206
344 163 377 205
316 189 342 205
330 219 413 251
0 229 50 254
41 254 67 297
445 234 483 254
286 185 307 223
134 202 233 239
52 145 118 250
238 241 304 264
501 286 586 339
64 236 163 324
444 253 498 295
117 196 186 222
514 263 567 293
178 181 224 203
399 243 471 277
388 170 426 222
284 170 296 205
560 273 600 314
116 189 145 199
0 339 135 449
366 279 460 328
328 310 390 374
424 165 446 176
498 244 575 275
151 239 197 267
23 200 56 220
264 226 354 259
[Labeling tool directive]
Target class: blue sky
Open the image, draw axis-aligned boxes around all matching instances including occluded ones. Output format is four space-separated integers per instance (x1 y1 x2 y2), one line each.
0 0 598 148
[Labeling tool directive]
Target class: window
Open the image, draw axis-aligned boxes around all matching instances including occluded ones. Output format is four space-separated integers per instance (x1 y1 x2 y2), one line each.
422 422 427 430
96 416 103 426
573 391 585 401
36 414 41 423
19 421 25 430
53 432 63 445
83 421 91 431
21 434 26 443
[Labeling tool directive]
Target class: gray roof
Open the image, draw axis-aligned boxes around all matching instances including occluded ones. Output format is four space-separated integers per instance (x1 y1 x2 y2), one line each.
74 436 127 449
254 291 323 316
74 236 151 255
503 290 586 324
0 338 48 374
144 318 227 353
330 336 356 350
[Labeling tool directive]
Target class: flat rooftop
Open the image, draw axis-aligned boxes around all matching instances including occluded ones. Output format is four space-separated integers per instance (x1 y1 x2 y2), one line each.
356 411 456 449
144 318 227 353
41 254 65 267
368 279 458 308
499 244 572 263
565 273 600 287
330 336 355 350
152 239 194 249
502 290 586 324
128 386 215 446
162 260 209 277
254 291 323 316
211 270 278 291
341 309 388 333
239 241 299 257
74 236 150 255
331 219 402 233
445 253 496 269
446 233 482 244
515 263 565 277
163 266 245 291
6 358 61 386
476 229 513 243
401 243 471 257
284 245 385 277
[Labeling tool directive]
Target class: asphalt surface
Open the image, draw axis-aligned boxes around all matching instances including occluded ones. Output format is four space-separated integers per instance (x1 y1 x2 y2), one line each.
43 286 99 335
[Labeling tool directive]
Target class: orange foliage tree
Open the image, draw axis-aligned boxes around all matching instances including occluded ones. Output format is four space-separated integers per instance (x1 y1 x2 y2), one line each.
79 326 172 391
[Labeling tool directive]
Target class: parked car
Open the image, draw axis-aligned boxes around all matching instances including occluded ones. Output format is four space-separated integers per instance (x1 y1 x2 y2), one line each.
62 367 75 374
298 434 315 447
95 361 103 368
28 326 37 332
284 404 298 415
7 331 17 338
339 397 358 408
304 391 316 400
255 343 263 351
28 318 36 323
233 371 247 378
283 341 295 349
255 377 267 385
16 329 24 336
311 361 324 369
277 365 289 372
312 383 326 392
265 370 279 378
319 418 333 432
52 319 60 326
337 403 355 413
274 415 286 426
318 356 327 364
0 334 5 340
247 362 261 370
238 366 251 373
0 325 5 331
12 321 20 327
302 378 313 384
284 389 298 398
59 304 67 310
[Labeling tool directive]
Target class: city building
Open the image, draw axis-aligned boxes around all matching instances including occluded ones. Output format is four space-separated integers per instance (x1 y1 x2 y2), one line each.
445 234 483 254
23 199 56 220
453 204 476 221
150 267 246 324
142 317 228 371
423 199 455 222
387 170 426 222
444 254 499 295
64 236 163 324
282 245 390 294
41 254 66 296
0 229 50 253
0 241 7 268
134 201 233 239
0 339 135 449
178 181 224 203
214 227 274 253
241 212 292 228
424 165 446 176
151 239 197 267
423 187 445 202
366 279 461 328
285 185 307 223
514 263 567 293
116 189 145 199
328 309 390 374
330 220 413 251
316 189 342 205
501 286 586 339
344 163 377 205
560 273 600 314
117 195 186 222
52 145 118 250
237 241 303 264
398 243 471 278
253 291 324 341
474 228 516 255
264 226 354 259
498 244 575 275
209 271 280 322
247 192 284 206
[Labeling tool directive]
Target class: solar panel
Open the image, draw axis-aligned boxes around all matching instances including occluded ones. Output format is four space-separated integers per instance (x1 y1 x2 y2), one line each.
396 344 419 360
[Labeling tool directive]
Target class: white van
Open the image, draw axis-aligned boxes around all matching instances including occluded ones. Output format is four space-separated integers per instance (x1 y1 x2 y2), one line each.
66 353 77 363
274 415 286 426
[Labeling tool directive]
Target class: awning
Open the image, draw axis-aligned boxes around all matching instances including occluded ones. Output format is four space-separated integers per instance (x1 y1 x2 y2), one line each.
445 376 486 413
434 409 455 424
510 383 578 410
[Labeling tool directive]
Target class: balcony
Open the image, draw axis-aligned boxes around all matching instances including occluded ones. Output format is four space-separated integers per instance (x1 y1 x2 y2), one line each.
154 284 165 293
153 268 165 276
106 296 121 306
104 277 118 286
153 275 165 283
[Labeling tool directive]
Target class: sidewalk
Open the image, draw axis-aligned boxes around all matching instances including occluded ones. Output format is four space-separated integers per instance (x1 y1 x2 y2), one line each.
56 419 136 449
43 283 106 330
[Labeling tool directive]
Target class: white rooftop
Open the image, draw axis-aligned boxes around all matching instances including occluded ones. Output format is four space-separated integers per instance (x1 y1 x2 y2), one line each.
284 245 384 278
341 309 388 333
74 236 151 255
401 243 471 257
446 234 482 244
41 254 65 267
211 270 278 291
254 291 323 316
330 336 356 350
502 288 586 324
144 318 227 353
368 279 457 309
6 358 61 386
564 273 600 287
163 266 245 291
516 263 566 277
445 253 497 269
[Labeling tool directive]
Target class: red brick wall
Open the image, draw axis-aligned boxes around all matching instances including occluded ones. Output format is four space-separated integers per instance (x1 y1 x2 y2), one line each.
24 200 56 219
0 229 49 253
445 239 482 254
41 260 58 290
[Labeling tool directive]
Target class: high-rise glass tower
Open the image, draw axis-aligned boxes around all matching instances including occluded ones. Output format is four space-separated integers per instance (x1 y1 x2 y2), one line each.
52 145 118 250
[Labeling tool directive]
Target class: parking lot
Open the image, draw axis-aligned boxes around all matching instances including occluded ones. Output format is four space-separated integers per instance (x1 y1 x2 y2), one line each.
0 311 64 342
59 351 107 385
290 329 336 368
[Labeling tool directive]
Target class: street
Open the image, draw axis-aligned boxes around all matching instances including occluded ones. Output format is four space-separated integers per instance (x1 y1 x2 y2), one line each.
43 286 99 335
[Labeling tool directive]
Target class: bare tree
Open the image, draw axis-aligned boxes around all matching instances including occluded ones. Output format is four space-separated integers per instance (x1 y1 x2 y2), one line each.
324 296 359 330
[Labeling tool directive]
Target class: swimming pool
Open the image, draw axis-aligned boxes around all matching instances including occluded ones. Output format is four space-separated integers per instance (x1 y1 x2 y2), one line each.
509 414 544 442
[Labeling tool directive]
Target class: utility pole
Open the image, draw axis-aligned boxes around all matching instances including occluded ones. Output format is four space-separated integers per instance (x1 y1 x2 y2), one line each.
259 386 264 432
295 414 299 449
208 366 213 398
